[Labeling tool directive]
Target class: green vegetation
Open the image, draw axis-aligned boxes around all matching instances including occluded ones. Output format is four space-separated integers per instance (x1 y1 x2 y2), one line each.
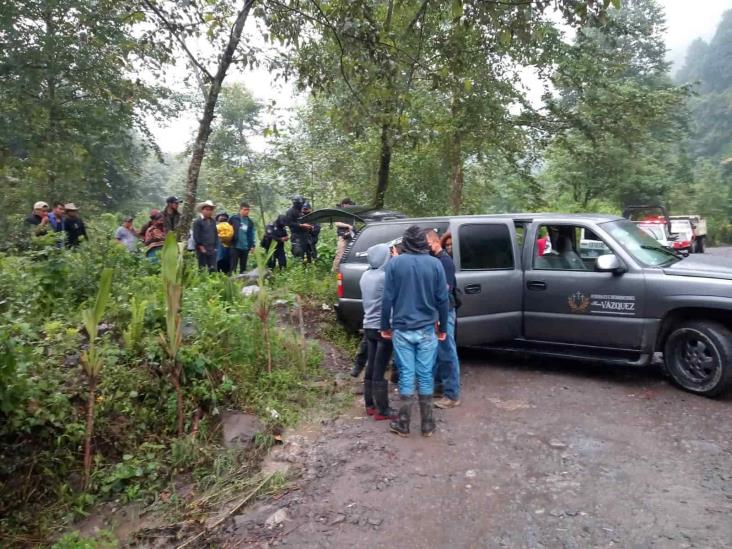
0 232 338 544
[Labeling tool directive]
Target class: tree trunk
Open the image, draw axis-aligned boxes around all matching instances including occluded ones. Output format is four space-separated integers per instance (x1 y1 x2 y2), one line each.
177 0 255 239
449 132 464 215
374 124 392 209
83 377 97 490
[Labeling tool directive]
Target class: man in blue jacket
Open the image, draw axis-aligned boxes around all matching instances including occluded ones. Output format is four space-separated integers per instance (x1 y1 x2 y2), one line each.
229 202 256 273
381 226 448 437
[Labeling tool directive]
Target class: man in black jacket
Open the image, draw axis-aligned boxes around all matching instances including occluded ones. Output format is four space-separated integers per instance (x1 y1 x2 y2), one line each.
285 195 312 260
193 200 219 272
162 196 181 234
63 203 87 248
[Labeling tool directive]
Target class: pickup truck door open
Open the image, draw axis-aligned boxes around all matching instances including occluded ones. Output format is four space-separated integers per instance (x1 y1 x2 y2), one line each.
454 220 523 346
523 222 646 349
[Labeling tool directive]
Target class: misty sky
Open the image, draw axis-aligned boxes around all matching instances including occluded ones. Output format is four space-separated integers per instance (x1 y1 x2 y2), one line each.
150 0 732 154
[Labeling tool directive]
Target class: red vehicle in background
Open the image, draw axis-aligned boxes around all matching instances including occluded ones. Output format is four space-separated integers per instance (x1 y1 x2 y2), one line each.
622 205 695 256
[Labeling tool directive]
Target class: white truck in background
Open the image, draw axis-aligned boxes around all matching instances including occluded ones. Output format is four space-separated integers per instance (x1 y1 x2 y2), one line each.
669 215 708 253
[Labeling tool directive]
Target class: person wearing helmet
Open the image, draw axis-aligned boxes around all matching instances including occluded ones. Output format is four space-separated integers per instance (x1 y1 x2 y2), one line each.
302 202 320 262
285 195 312 260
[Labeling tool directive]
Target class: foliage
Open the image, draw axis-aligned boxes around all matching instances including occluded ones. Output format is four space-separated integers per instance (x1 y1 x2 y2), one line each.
0 227 333 542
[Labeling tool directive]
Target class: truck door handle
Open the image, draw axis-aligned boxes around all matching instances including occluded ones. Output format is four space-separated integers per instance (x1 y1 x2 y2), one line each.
527 281 547 291
464 284 481 295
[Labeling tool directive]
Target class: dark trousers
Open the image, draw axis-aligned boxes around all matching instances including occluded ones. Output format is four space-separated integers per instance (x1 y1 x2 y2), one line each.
364 329 393 384
267 244 286 270
196 249 217 272
230 247 250 274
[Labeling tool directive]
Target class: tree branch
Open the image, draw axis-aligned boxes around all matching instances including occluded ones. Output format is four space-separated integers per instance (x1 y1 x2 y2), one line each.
140 0 214 82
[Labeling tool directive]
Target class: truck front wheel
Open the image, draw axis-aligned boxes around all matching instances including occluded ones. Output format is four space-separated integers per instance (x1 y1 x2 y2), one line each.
664 320 732 397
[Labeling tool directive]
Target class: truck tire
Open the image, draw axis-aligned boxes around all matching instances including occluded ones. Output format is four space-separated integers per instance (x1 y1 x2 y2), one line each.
664 320 732 397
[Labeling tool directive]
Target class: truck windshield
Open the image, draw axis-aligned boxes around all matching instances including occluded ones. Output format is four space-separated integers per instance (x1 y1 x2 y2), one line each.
603 219 682 267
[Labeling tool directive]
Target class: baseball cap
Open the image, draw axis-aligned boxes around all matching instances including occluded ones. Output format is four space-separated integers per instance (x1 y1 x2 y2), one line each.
34 201 49 210
64 203 79 211
166 196 180 204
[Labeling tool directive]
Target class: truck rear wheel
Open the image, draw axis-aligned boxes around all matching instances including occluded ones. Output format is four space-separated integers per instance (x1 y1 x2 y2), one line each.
664 320 732 397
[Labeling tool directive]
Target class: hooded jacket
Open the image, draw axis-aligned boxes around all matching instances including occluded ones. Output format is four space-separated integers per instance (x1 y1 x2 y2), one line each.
359 244 391 330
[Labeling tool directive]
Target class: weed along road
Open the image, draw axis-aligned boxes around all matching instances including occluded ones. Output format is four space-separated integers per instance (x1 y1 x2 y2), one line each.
223 349 732 548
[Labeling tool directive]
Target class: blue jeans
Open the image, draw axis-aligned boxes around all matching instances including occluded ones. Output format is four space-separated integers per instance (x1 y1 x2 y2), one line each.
393 326 439 397
434 309 460 400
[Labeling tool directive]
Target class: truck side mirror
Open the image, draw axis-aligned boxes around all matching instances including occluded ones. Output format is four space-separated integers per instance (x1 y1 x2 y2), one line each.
596 254 626 274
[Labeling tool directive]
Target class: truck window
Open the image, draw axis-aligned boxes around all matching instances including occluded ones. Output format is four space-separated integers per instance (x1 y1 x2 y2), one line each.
534 224 615 271
346 222 448 264
458 224 514 270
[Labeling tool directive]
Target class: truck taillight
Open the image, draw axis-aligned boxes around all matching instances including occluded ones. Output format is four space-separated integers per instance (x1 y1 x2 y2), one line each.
337 272 344 298
673 241 691 249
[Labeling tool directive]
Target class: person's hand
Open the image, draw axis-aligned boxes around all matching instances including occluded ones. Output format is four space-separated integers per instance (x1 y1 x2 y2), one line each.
250 245 255 250
301 223 313 230
380 330 392 340
40 216 49 225
196 245 205 253
283 236 289 241
437 331 447 342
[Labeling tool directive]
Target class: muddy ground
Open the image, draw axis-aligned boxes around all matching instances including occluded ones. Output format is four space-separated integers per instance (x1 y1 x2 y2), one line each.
218 348 732 549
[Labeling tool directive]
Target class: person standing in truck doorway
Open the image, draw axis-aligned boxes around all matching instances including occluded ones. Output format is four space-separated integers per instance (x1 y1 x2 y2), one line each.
332 197 355 272
426 230 461 409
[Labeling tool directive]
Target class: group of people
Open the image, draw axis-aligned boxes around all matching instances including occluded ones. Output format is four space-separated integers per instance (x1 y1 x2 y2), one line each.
353 225 461 438
25 193 350 275
24 201 88 247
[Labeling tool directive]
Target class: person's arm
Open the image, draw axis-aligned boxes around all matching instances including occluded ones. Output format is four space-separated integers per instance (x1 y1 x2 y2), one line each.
434 262 449 336
380 263 396 334
248 221 256 248
192 219 203 250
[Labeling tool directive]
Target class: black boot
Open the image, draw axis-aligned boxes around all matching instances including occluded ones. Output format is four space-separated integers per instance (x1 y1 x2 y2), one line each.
364 380 375 415
372 380 396 421
350 337 368 377
419 395 436 437
389 396 413 437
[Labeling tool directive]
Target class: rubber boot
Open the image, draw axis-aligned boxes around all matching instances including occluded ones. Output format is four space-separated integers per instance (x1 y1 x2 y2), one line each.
372 380 397 421
364 380 375 416
419 395 436 437
389 396 413 437
351 337 368 377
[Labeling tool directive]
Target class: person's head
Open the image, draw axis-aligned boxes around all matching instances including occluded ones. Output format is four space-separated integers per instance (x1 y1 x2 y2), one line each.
216 212 229 223
275 214 287 229
239 202 250 217
302 202 312 215
401 225 430 254
292 194 304 208
152 213 164 226
123 216 134 229
339 197 354 207
33 201 49 217
52 202 65 217
425 229 442 255
149 208 160 219
367 243 391 270
64 203 79 218
166 196 180 211
440 231 453 256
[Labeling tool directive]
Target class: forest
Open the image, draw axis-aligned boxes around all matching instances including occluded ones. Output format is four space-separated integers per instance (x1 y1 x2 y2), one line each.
1 0 731 545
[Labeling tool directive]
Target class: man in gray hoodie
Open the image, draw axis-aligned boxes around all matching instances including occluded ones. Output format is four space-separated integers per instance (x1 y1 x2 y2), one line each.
359 243 396 421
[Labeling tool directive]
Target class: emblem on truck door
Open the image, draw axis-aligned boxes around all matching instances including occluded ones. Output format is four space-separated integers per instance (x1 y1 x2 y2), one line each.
568 291 591 314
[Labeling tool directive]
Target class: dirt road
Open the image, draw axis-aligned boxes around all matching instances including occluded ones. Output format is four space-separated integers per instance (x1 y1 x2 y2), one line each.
223 351 732 548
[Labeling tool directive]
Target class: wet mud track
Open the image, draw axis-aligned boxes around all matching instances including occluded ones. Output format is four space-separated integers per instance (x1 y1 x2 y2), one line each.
224 352 732 548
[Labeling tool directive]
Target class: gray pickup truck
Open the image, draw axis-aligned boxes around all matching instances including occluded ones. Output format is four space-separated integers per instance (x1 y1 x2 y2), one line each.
331 213 732 397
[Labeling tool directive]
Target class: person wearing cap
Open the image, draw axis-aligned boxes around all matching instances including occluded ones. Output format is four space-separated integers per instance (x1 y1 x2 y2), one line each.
162 196 181 234
63 203 87 248
25 201 50 236
229 202 256 274
193 200 219 272
115 216 138 252
143 213 166 260
285 195 312 261
138 208 160 239
332 197 355 272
